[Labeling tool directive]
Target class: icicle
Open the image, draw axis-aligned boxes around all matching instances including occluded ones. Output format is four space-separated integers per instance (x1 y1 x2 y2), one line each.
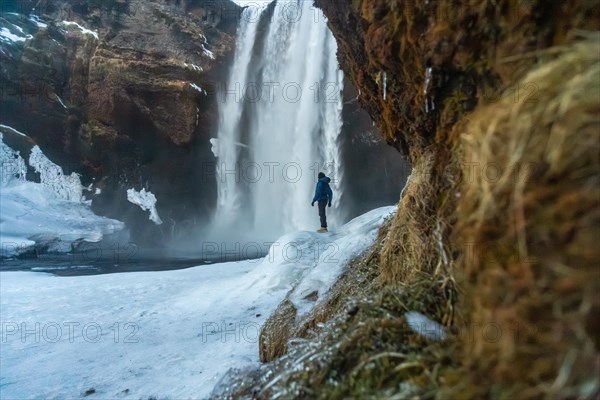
434 220 449 266
424 67 433 113
55 94 67 109
383 71 387 100
400 171 412 199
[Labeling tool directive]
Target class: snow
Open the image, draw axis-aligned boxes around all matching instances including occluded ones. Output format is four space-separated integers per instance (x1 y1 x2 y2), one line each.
0 27 32 43
202 44 215 60
190 82 207 95
185 63 203 72
405 311 447 341
61 21 99 40
126 188 163 225
0 124 27 137
285 206 397 317
0 206 396 399
210 138 219 158
0 134 124 257
29 15 48 28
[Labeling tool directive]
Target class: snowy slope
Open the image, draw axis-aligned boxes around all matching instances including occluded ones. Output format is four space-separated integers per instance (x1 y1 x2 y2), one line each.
0 206 395 399
0 131 124 256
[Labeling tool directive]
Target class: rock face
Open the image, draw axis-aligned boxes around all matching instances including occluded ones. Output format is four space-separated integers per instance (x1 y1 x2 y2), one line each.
1 0 241 244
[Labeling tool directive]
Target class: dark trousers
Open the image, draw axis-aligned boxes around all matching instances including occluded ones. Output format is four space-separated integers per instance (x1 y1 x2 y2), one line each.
318 200 328 228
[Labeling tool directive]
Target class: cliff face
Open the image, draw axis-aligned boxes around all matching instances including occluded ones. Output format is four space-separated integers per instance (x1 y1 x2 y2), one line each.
0 0 240 243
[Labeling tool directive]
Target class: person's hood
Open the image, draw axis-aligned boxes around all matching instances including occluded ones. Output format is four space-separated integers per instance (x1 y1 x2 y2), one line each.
319 176 331 184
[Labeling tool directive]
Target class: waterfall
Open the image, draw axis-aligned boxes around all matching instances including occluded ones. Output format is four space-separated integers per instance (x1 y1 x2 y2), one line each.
213 6 261 228
213 1 344 240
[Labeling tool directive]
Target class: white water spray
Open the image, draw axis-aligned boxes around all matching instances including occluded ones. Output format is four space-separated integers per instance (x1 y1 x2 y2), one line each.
213 1 344 240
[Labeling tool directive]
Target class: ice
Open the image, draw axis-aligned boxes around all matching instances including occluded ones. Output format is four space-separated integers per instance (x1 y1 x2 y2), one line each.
424 67 434 113
0 206 396 399
405 311 447 341
29 145 83 202
0 134 124 257
0 134 27 186
383 71 387 100
126 188 163 225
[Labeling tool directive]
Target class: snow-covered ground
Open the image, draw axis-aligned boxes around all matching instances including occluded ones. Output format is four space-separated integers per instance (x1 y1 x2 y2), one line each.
0 206 395 399
0 131 124 257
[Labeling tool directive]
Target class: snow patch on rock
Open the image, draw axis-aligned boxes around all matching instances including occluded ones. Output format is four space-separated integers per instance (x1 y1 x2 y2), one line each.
61 21 99 40
0 27 32 43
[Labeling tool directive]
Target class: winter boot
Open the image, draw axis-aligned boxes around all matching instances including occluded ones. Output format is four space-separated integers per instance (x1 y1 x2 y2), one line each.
317 227 328 233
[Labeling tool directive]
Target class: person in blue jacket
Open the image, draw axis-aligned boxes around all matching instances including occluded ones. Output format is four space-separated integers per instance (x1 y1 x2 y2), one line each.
311 172 333 233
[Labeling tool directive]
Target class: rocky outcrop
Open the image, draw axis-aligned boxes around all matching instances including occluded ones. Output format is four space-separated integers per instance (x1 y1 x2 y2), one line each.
316 0 597 161
0 0 241 244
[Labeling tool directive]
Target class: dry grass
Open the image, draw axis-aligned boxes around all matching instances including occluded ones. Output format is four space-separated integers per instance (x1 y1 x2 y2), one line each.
258 299 297 363
452 34 600 399
379 145 460 285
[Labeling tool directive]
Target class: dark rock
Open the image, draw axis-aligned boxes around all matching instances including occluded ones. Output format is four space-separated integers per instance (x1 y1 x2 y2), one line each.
303 290 319 302
347 305 359 317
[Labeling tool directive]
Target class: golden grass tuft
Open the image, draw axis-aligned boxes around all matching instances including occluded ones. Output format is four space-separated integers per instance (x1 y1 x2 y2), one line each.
258 299 297 363
453 34 600 399
379 145 459 285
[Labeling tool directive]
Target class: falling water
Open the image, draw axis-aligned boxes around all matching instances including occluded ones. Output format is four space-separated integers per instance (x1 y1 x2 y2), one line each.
213 6 260 228
212 1 344 240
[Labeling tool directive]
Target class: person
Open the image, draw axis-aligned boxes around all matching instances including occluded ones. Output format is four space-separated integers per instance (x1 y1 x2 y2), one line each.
311 172 333 233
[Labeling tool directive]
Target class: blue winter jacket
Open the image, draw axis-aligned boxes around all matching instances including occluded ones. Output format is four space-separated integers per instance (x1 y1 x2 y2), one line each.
312 176 333 203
